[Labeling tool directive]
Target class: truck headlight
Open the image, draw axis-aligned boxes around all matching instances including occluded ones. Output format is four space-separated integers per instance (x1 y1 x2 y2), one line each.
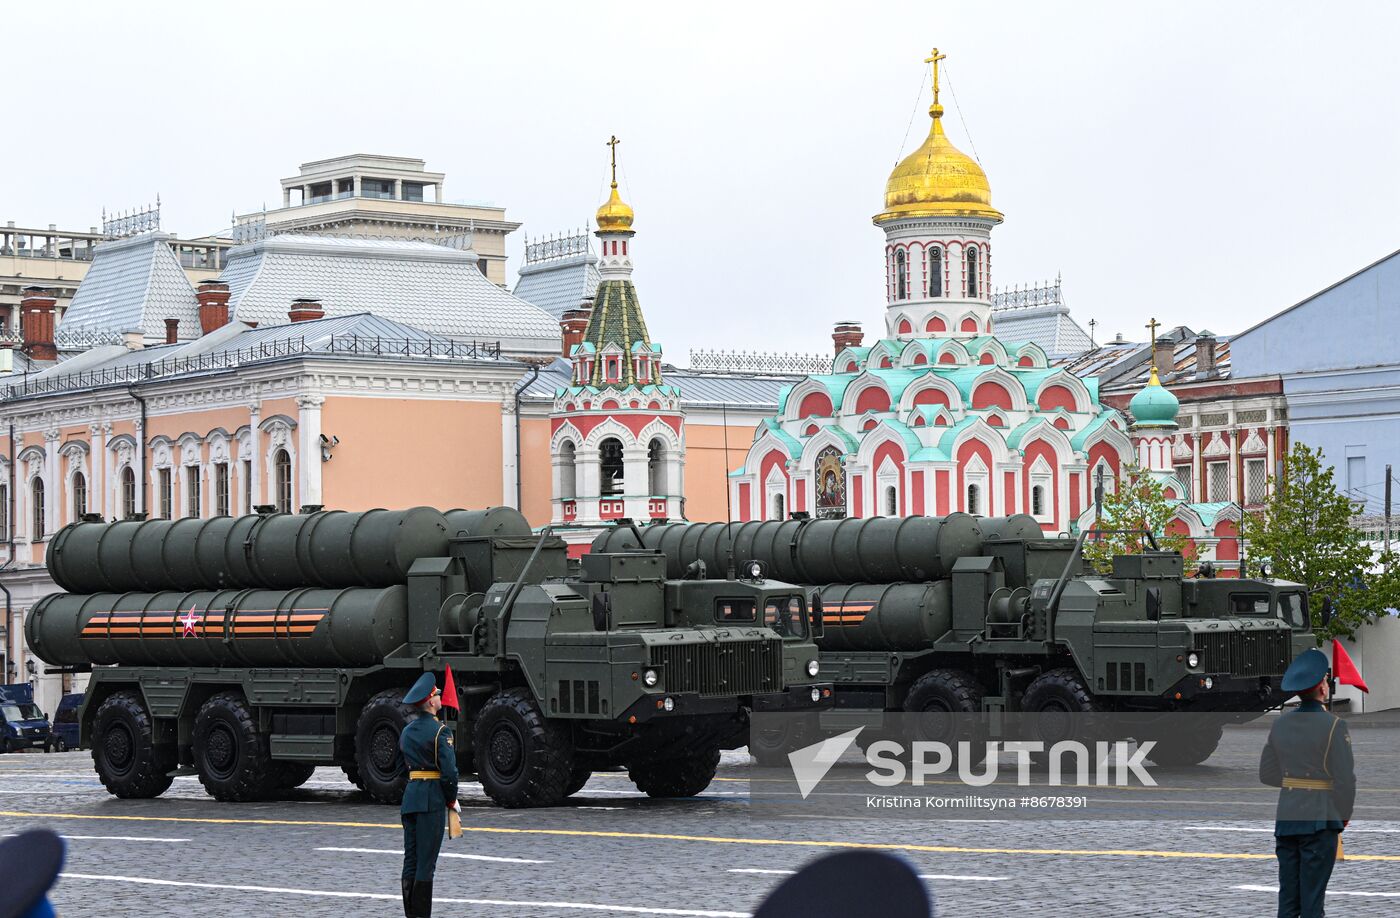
643 668 659 687
806 659 820 677
810 687 822 702
1187 652 1200 668
1204 677 1215 690
662 697 675 712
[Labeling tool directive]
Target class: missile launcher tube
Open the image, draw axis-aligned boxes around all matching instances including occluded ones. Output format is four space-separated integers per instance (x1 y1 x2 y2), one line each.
978 514 1043 543
46 506 530 593
590 514 983 585
815 581 953 653
25 586 409 669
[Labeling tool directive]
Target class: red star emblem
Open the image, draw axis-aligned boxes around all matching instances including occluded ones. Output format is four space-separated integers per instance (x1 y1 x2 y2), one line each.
180 605 201 638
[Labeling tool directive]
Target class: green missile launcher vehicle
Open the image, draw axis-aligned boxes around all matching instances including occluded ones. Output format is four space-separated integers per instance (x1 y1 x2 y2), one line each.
593 513 1319 766
27 507 830 808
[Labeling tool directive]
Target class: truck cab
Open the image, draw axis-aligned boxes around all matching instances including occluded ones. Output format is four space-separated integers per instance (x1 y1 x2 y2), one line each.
0 684 52 753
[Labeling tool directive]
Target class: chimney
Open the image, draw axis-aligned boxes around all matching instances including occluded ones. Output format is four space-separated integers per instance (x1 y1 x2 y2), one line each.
123 331 145 350
560 304 592 358
1195 334 1217 375
19 286 58 362
288 297 324 323
832 320 864 355
196 280 231 335
1153 335 1175 378
164 318 180 345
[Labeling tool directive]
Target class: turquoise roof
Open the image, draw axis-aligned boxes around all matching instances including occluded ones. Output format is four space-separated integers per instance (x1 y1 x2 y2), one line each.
1129 373 1180 427
867 418 924 457
1069 411 1122 450
758 419 803 459
1179 501 1234 528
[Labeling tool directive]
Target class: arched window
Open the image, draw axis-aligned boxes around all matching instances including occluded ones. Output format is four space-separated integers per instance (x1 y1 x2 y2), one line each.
885 486 898 516
72 471 87 521
966 483 980 515
31 477 45 540
121 466 136 519
966 246 979 298
895 250 908 300
647 438 666 496
1031 485 1044 517
0 484 8 541
274 448 292 513
559 441 577 500
772 493 785 520
599 437 624 497
928 247 942 297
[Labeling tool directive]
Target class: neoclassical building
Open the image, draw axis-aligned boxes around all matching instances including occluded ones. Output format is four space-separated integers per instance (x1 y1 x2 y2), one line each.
729 52 1131 530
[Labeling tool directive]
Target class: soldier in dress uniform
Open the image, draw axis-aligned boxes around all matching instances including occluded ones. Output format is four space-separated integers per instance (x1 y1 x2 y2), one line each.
1259 648 1355 918
399 672 459 918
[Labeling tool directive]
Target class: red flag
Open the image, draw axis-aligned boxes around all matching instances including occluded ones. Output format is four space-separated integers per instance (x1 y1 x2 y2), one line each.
442 665 460 710
1332 639 1369 693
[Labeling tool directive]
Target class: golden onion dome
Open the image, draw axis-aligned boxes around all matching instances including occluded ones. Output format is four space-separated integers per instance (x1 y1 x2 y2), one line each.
595 182 635 234
874 103 1002 225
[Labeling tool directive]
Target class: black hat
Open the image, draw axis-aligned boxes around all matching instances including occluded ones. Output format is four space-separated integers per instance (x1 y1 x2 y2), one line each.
0 829 64 918
752 850 931 918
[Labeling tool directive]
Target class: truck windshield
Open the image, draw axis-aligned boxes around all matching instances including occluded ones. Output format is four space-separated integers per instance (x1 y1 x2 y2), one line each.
1 704 44 721
763 596 807 639
716 599 756 623
1279 592 1309 629
1228 593 1271 615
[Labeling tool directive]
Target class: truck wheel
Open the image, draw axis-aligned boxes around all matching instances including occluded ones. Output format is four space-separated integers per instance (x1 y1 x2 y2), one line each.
341 763 366 791
564 764 592 798
1021 668 1101 754
271 762 317 789
1143 724 1223 767
629 746 720 798
354 689 413 804
474 687 573 808
91 691 175 799
52 737 68 753
749 719 806 767
903 669 986 762
193 692 277 802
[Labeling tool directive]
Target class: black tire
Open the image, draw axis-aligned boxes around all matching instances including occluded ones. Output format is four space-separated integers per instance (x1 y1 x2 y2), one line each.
1143 724 1223 767
1020 668 1102 755
91 691 175 799
749 718 807 767
902 669 987 763
473 687 574 808
354 689 415 805
193 692 277 802
564 764 592 798
342 762 366 791
629 746 720 798
52 737 68 753
271 761 317 789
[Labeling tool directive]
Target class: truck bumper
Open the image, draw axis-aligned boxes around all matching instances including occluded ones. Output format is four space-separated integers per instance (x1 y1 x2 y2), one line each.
620 683 834 724
1162 672 1287 711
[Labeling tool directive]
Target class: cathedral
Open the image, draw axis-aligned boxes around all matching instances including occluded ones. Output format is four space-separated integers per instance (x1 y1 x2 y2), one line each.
729 50 1131 532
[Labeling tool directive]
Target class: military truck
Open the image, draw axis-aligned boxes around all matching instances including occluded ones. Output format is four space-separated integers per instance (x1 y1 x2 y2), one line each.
26 507 830 808
593 513 1317 765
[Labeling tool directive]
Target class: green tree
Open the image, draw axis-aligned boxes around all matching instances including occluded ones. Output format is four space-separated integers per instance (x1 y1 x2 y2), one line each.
1242 443 1400 640
1083 464 1195 574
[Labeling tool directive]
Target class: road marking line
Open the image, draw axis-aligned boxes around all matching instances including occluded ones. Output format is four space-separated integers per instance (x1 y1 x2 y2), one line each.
3 833 189 843
1187 826 1400 834
10 810 1399 862
317 846 547 864
1236 884 1400 898
55 873 749 916
727 868 1006 882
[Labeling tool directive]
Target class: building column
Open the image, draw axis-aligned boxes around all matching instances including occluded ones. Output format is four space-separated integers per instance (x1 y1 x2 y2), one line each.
353 175 362 197
1229 424 1240 504
500 400 518 509
296 395 324 509
576 453 601 523
248 404 262 508
622 445 650 519
45 430 59 536
393 179 403 200
1266 418 1278 489
283 188 291 207
1192 432 1202 503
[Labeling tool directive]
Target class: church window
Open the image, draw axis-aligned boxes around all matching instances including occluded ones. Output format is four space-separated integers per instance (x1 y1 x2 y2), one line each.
1245 458 1268 505
895 250 908 300
1208 460 1230 502
966 246 979 298
599 438 624 497
72 471 87 521
122 466 136 518
966 483 980 515
559 441 578 500
274 449 292 513
622 240 628 256
928 247 942 297
648 438 666 496
772 493 785 520
884 486 897 516
1174 463 1193 500
1031 485 1045 517
31 477 45 540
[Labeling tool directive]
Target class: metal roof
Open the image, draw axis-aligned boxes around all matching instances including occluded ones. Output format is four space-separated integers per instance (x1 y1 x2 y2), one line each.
513 251 600 319
57 232 200 342
991 304 1094 358
219 234 560 354
521 358 789 410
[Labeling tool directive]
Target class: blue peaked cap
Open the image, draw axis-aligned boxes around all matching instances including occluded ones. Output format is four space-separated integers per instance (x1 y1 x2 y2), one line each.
404 672 438 705
1281 648 1329 694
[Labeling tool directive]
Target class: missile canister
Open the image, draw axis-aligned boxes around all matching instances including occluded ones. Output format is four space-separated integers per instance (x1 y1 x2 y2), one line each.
815 582 953 652
590 514 983 585
46 506 530 594
25 586 408 668
978 514 1042 544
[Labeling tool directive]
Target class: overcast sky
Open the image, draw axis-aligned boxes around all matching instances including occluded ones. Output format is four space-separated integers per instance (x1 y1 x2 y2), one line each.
7 2 1400 358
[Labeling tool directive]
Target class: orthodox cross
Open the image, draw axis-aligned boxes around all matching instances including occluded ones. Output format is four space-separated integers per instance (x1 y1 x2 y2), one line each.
925 48 947 105
1088 318 1097 346
1145 317 1161 371
606 135 621 185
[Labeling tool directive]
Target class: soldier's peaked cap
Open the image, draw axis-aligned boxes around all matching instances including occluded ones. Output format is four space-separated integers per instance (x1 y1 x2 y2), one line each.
752 850 931 918
1281 647 1330 694
0 829 64 918
404 672 438 705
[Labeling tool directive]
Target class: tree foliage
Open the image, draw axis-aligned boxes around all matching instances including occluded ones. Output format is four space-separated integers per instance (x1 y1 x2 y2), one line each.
1083 464 1195 574
1242 443 1400 640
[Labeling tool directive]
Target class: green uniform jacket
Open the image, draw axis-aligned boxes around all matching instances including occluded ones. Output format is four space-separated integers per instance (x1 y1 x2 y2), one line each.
1259 699 1356 836
399 712 459 815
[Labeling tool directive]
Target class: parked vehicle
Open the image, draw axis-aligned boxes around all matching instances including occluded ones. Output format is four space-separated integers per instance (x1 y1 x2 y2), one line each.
50 693 83 752
0 684 52 753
